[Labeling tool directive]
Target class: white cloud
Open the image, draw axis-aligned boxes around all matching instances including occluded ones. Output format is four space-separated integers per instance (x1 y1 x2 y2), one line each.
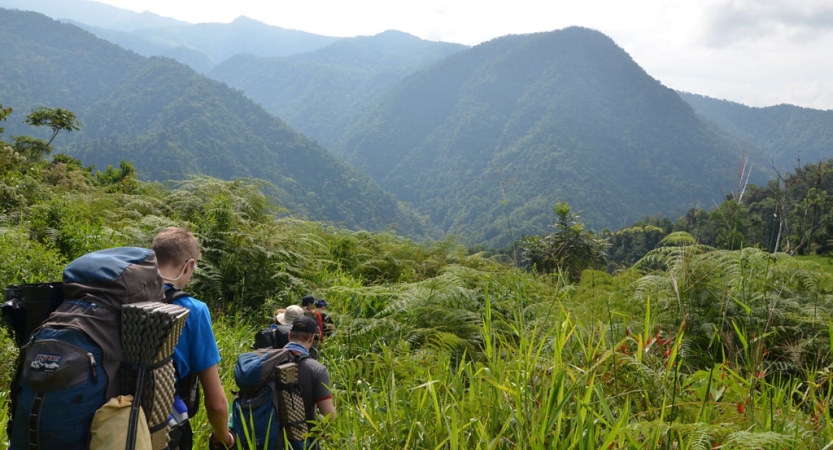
702 0 833 47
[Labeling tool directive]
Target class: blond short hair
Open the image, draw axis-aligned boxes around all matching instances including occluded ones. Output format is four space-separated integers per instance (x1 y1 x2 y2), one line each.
151 227 201 268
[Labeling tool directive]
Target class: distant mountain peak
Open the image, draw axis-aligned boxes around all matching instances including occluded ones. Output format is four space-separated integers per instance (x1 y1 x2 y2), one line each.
375 29 416 38
332 26 742 245
230 15 262 25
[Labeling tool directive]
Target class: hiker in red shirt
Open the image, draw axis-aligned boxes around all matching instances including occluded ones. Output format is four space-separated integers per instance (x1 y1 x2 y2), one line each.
301 295 326 339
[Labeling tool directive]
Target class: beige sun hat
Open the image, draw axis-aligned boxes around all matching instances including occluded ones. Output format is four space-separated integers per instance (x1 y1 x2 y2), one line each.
276 305 304 325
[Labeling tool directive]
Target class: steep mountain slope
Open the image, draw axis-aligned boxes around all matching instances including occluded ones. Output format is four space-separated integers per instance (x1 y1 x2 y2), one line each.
335 28 747 246
0 9 435 238
210 31 466 148
678 92 833 170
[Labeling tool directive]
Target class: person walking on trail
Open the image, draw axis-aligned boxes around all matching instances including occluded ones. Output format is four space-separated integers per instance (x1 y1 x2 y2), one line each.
315 299 335 337
301 295 326 338
152 227 234 450
286 316 336 448
272 304 304 349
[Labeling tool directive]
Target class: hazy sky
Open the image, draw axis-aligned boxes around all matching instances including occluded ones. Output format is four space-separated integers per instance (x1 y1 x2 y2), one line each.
92 0 833 111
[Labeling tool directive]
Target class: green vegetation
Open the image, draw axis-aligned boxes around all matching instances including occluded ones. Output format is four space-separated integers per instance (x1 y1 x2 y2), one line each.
210 31 465 149
8 11 831 254
602 158 833 271
335 27 746 248
679 91 833 170
0 8 433 238
2 106 833 449
3 11 833 447
521 202 608 281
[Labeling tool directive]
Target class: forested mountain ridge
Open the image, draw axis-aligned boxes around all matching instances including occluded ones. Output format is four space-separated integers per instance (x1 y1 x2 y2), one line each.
678 91 833 171
0 0 340 73
335 27 748 247
0 9 435 237
210 31 466 149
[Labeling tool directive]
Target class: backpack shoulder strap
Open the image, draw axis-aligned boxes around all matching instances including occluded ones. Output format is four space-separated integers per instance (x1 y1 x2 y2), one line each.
163 287 190 304
288 349 309 370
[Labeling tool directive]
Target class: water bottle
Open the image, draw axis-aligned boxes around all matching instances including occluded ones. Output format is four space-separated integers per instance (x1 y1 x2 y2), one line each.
168 395 189 427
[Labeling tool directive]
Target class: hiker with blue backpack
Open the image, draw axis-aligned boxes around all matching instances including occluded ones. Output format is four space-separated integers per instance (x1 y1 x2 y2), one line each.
152 227 234 450
7 247 170 450
283 316 335 423
231 315 335 450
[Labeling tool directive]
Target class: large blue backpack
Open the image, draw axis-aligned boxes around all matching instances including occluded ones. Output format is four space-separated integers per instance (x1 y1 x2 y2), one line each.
231 348 309 450
7 247 165 450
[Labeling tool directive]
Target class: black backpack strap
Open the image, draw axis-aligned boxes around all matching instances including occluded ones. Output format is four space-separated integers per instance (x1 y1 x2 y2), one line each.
163 287 190 304
179 371 201 418
291 351 308 365
6 334 35 439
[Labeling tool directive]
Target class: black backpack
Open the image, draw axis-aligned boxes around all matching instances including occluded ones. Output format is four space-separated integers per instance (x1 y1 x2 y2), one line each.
253 324 291 350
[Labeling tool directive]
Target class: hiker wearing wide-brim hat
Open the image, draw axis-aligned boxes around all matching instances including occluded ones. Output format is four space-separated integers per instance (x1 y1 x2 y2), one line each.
270 304 303 349
277 304 304 325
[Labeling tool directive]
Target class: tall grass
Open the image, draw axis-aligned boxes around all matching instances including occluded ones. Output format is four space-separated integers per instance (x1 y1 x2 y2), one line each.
0 174 831 448
2 261 832 449
270 275 832 449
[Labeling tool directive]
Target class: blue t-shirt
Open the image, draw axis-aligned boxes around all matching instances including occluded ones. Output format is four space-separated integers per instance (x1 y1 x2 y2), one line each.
170 290 221 379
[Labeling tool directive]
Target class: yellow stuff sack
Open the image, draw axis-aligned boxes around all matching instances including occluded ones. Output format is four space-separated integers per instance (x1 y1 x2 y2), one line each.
90 395 152 450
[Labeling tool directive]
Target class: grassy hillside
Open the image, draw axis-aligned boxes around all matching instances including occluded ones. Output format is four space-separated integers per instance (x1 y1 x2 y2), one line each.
0 8 436 238
336 27 749 247
1 125 831 448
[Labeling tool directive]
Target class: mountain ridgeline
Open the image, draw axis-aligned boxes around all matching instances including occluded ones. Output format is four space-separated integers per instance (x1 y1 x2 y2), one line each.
69 16 341 72
210 31 466 149
3 4 830 249
0 8 435 238
0 0 340 73
678 91 833 171
333 28 747 246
